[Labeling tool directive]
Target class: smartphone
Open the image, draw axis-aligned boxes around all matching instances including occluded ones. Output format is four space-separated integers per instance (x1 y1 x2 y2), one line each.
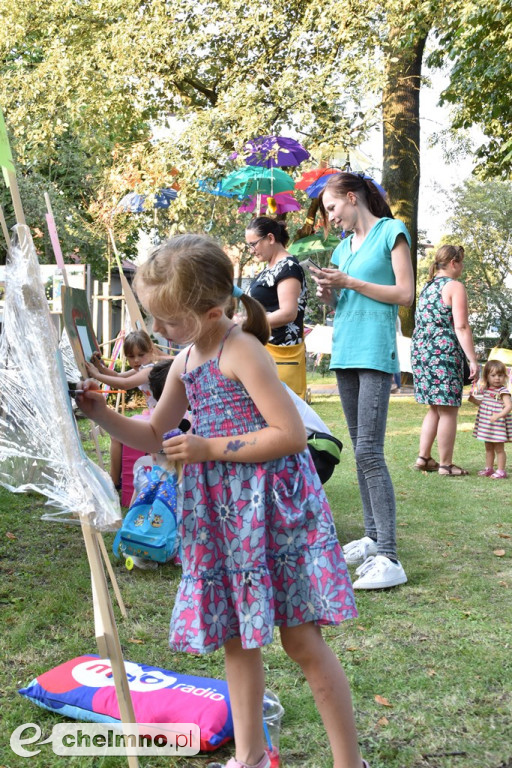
300 257 323 272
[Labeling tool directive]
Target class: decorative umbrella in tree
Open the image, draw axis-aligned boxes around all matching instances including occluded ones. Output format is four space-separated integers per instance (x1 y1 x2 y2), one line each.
238 191 301 216
236 135 310 168
305 173 387 200
288 232 341 258
295 168 340 190
221 167 296 216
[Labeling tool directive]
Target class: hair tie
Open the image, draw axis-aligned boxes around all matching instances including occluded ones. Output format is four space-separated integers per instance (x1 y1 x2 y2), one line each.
232 284 244 298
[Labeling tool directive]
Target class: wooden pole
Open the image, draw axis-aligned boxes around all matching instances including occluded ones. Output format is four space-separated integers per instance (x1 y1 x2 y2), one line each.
0 204 10 247
81 521 138 768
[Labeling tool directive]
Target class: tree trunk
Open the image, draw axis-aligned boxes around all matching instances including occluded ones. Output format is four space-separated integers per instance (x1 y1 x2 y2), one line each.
382 32 427 337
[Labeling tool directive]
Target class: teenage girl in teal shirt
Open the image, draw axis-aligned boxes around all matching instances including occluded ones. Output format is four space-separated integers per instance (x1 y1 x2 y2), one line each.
311 173 414 591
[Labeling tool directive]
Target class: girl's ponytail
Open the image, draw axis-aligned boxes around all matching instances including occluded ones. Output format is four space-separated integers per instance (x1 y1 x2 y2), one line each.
238 293 270 346
428 244 465 280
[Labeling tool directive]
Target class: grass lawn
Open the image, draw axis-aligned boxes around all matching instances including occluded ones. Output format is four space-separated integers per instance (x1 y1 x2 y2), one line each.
0 395 511 768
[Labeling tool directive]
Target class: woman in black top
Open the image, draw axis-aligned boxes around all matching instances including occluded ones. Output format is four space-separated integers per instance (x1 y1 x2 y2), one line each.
245 216 308 396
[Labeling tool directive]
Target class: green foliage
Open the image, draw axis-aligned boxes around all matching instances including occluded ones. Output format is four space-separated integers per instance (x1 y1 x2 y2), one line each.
428 0 512 178
444 179 512 346
0 0 511 279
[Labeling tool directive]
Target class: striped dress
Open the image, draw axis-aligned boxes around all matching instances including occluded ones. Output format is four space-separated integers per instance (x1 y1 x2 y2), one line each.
473 387 512 442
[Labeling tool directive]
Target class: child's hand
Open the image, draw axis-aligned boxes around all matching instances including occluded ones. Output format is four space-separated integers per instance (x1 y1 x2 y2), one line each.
75 379 107 420
162 432 210 464
490 414 500 423
85 361 100 377
89 352 109 373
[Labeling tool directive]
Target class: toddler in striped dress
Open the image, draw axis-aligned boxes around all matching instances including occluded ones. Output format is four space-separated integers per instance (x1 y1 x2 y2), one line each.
469 360 512 479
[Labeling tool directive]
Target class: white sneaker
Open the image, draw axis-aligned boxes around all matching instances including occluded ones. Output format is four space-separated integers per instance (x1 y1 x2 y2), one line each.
342 536 378 565
352 555 407 590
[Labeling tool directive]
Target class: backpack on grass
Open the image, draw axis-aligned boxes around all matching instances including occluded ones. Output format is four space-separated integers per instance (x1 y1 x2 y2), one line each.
113 465 179 564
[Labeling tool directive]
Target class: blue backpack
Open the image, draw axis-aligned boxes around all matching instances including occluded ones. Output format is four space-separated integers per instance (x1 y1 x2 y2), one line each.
113 465 179 564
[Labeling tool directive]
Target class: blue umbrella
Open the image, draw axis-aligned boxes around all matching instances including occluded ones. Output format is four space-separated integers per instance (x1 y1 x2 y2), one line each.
154 188 178 208
117 189 179 213
306 173 387 199
117 192 146 213
198 178 246 200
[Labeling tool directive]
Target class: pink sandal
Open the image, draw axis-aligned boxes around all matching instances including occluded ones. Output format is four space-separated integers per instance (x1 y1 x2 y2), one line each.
491 469 507 479
478 467 494 476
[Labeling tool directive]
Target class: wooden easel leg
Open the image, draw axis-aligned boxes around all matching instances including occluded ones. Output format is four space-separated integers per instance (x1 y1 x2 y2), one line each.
81 521 139 768
96 531 127 618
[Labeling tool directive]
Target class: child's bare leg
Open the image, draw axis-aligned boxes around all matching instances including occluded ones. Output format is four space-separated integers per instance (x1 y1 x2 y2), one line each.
224 637 266 766
280 623 362 768
495 443 506 471
110 438 122 486
484 441 496 469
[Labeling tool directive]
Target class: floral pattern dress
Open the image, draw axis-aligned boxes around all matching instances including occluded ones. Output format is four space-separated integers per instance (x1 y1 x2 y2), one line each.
168 329 357 655
411 277 464 406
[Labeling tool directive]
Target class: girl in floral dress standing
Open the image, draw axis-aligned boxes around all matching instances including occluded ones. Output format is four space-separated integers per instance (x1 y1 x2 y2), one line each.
411 245 478 476
78 234 369 768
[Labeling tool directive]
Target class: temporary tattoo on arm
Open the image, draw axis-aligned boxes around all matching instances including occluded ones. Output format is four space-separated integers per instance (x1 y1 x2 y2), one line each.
224 437 257 455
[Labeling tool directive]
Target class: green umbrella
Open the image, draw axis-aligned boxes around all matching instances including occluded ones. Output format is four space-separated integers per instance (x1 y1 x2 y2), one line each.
221 166 295 198
288 232 341 257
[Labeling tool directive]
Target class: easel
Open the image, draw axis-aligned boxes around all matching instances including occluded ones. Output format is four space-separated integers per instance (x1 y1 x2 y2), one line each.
1 112 137 767
43 193 127 620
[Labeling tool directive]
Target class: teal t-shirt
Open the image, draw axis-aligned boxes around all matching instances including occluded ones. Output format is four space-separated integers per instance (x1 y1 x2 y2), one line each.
329 218 411 374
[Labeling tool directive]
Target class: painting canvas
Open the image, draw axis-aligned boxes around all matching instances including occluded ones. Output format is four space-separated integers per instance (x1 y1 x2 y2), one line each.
61 286 101 378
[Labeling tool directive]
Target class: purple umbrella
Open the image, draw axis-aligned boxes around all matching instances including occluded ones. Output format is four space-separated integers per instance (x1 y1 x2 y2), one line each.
236 135 310 168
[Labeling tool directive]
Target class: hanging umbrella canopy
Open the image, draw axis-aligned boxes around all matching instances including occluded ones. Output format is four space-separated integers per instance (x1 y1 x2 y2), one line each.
288 232 341 257
116 189 178 212
198 178 246 200
238 191 301 215
234 135 310 168
305 172 387 200
154 188 178 208
295 168 340 191
117 192 146 213
221 166 295 198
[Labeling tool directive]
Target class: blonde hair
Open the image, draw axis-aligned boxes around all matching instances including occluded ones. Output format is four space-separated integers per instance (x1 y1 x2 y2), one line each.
482 359 508 389
123 330 154 357
428 244 465 280
134 234 270 345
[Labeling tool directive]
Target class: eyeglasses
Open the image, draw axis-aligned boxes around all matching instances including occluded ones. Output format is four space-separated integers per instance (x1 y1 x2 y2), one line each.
246 235 267 251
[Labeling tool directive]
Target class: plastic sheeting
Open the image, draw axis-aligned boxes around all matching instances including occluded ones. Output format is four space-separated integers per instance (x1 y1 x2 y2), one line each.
0 225 121 531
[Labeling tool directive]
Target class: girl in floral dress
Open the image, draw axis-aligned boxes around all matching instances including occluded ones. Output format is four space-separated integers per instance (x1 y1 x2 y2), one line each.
78 235 369 768
411 245 478 476
469 360 512 479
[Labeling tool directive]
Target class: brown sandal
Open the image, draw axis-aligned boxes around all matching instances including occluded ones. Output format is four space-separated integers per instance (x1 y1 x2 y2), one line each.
414 456 440 472
438 464 469 476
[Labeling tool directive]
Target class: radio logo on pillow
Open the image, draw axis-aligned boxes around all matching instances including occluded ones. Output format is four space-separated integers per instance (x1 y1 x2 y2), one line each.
73 659 226 700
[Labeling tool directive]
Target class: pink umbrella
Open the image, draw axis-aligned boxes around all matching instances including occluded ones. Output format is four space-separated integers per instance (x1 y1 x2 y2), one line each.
238 192 301 215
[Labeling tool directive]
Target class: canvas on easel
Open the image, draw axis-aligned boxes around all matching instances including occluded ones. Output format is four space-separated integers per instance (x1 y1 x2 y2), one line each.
61 285 102 378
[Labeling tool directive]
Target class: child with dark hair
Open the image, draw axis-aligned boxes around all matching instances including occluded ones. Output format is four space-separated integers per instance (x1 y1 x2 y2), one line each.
86 330 160 487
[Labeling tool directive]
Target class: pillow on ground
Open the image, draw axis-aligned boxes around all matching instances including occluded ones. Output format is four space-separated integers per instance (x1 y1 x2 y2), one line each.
18 655 233 751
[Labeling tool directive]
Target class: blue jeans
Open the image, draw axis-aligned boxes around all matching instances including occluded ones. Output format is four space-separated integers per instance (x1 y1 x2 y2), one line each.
335 369 397 560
